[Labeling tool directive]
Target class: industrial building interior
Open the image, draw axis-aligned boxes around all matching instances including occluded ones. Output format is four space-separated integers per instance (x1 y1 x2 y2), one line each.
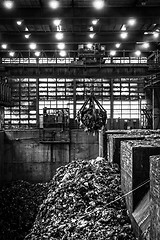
0 0 160 239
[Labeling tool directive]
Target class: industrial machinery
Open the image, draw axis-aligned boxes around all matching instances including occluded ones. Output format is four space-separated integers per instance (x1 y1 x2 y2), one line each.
43 108 69 129
78 44 105 64
39 108 70 143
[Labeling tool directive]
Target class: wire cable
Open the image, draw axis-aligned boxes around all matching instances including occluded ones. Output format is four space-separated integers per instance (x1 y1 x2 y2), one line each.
105 178 150 207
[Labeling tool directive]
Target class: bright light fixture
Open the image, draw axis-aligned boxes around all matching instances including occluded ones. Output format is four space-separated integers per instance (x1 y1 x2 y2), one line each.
57 43 65 50
121 25 126 31
49 0 59 9
24 34 31 39
87 43 93 49
53 19 61 26
93 0 105 10
110 50 116 56
135 50 141 57
89 26 94 32
3 0 14 9
89 33 95 39
25 27 29 32
120 32 128 39
115 43 121 48
35 51 41 57
153 32 159 38
16 20 23 26
59 50 66 57
128 18 136 26
1 43 8 49
92 19 99 25
9 51 15 57
142 42 150 48
29 42 37 50
55 32 63 40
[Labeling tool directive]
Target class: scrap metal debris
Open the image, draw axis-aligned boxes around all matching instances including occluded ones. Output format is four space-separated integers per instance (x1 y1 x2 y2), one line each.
0 180 49 240
25 157 136 240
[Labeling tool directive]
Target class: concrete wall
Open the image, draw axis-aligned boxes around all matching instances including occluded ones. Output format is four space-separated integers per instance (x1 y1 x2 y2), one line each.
2 129 99 183
70 129 99 161
120 139 160 240
150 155 160 240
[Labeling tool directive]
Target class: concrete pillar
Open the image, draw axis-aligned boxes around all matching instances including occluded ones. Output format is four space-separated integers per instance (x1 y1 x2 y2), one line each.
110 78 114 130
73 78 77 119
36 77 39 128
150 155 160 240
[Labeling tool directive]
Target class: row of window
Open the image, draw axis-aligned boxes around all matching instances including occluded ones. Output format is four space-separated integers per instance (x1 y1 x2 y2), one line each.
4 77 146 128
1 57 147 65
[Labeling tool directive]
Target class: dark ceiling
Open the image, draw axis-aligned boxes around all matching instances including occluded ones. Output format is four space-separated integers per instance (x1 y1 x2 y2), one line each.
0 0 160 58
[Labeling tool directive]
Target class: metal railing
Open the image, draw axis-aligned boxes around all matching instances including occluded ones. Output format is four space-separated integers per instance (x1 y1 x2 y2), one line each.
0 56 148 65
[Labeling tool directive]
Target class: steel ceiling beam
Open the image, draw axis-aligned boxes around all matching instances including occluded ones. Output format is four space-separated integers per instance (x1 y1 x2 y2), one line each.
0 30 151 34
0 17 159 25
0 32 146 42
0 7 160 19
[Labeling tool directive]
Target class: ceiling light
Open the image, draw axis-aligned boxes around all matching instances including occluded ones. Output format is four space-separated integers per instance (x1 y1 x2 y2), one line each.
57 43 65 50
110 50 116 56
142 42 150 48
55 32 63 40
9 51 15 57
59 50 66 57
93 0 105 10
24 34 31 39
49 0 59 9
135 50 141 57
1 43 8 49
87 43 93 49
141 0 148 6
120 32 128 39
35 51 41 57
3 0 14 9
115 43 121 48
153 32 159 38
53 19 61 26
128 18 136 26
16 20 23 26
25 27 29 32
89 26 94 31
29 42 37 50
89 33 95 39
121 25 126 31
92 19 99 25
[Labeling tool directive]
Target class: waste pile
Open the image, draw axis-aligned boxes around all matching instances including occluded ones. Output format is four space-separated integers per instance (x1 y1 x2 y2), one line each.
25 157 136 240
0 180 49 240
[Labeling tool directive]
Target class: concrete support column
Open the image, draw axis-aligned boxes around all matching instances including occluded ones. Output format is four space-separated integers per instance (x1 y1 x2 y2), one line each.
152 88 155 130
98 130 103 157
73 78 77 119
36 77 39 128
150 155 160 240
110 78 114 130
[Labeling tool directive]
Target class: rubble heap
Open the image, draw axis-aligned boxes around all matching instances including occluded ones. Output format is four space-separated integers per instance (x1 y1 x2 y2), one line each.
0 180 49 240
25 157 136 240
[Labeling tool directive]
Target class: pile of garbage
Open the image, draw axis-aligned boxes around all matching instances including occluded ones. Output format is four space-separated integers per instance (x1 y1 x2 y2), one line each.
0 180 49 240
25 157 136 240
